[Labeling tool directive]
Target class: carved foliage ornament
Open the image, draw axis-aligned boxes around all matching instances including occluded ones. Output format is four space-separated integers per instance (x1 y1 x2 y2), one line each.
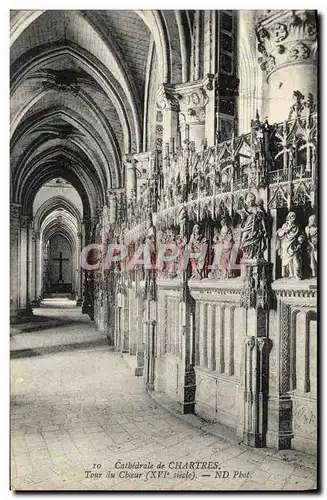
156 87 180 112
272 23 288 42
256 11 316 76
288 42 311 61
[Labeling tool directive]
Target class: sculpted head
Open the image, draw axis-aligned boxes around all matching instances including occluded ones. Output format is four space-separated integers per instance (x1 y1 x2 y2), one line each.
257 199 265 210
246 192 256 207
179 206 187 220
286 211 297 225
308 215 317 227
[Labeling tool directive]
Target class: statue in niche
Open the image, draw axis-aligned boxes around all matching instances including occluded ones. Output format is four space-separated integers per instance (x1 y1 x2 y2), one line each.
257 199 269 254
305 214 317 278
217 216 235 278
188 224 207 279
179 205 188 240
209 216 234 279
277 211 305 279
238 192 268 260
176 234 188 272
158 230 176 277
145 226 156 272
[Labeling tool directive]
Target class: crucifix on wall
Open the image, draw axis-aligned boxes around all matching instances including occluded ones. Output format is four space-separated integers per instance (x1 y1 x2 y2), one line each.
51 252 69 282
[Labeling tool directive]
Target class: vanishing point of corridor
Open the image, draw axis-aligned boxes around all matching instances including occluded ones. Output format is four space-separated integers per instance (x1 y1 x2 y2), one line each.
10 299 316 491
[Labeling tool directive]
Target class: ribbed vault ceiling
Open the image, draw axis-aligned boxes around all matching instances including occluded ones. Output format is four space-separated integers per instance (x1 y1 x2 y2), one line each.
10 10 191 223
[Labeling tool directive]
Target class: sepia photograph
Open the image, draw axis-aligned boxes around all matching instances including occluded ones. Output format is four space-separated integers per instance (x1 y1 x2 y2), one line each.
9 9 318 491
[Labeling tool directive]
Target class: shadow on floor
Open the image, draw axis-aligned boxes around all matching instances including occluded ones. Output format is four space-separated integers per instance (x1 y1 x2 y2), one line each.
10 337 110 359
11 315 92 335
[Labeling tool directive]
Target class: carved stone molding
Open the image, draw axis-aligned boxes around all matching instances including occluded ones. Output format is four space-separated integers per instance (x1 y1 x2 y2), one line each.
256 10 317 78
20 214 32 229
156 85 180 112
10 203 21 231
10 203 21 219
272 279 317 307
189 278 242 305
240 260 272 310
156 75 214 123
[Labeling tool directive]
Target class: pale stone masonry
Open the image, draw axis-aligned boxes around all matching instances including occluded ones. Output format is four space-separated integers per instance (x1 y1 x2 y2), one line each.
10 10 318 490
10 302 316 491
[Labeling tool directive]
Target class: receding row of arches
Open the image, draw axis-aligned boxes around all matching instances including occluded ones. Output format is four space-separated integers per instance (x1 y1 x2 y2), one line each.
10 10 259 319
10 10 198 318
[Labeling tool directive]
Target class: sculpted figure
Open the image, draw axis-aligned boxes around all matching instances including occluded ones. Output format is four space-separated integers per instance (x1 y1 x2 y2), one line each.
179 205 188 240
217 217 234 278
175 234 188 277
305 214 318 278
189 224 207 279
239 192 268 260
277 211 305 279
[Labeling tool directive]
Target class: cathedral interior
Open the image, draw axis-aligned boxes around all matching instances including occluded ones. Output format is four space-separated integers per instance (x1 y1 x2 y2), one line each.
10 10 318 490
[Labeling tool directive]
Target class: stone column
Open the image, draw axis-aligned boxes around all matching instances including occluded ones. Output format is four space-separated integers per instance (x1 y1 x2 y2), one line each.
19 215 32 316
124 156 137 202
10 203 21 320
238 10 264 134
156 85 180 149
42 239 49 297
190 10 204 82
177 276 196 414
34 231 41 303
178 76 214 151
121 291 129 353
115 296 122 351
105 270 115 346
240 260 272 447
157 78 214 153
207 304 215 371
144 301 157 389
28 223 37 306
81 219 95 319
256 10 317 123
135 289 145 376
108 192 117 224
199 301 207 368
76 231 82 305
128 287 137 355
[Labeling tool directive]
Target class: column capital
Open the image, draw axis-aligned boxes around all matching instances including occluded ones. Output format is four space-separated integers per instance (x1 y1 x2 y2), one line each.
32 230 40 242
20 214 32 228
123 154 138 168
156 76 214 123
10 203 21 219
177 76 214 125
256 10 317 80
156 84 180 112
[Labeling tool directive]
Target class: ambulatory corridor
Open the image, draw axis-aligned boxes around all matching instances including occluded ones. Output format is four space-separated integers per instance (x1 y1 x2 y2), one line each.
10 298 316 491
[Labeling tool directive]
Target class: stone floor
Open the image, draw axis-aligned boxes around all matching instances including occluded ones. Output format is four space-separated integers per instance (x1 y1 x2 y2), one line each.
10 298 317 491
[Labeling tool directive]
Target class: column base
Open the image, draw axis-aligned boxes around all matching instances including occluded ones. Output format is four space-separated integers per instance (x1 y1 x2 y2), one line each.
10 307 34 324
266 430 293 451
30 299 40 307
82 303 94 320
266 396 293 450
243 431 266 448
107 326 115 346
122 330 129 352
179 369 196 415
135 352 144 376
182 401 195 414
